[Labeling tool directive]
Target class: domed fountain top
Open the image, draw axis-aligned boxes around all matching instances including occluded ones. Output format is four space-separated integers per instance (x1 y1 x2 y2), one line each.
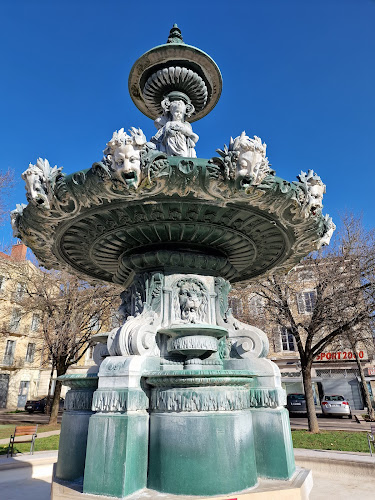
128 24 222 122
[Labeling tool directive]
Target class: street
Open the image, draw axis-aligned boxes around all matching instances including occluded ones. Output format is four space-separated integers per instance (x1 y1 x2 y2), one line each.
0 408 371 432
289 408 370 432
0 410 62 426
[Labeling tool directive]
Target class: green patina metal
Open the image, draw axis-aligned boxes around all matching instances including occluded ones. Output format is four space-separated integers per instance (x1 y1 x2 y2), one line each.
56 374 98 482
14 154 332 287
84 413 149 497
14 24 330 499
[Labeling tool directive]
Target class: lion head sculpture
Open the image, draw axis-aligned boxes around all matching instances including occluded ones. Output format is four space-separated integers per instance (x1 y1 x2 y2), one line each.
174 278 208 324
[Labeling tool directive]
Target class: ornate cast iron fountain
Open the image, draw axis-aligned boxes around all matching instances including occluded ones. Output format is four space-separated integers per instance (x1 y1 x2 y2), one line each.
13 24 334 499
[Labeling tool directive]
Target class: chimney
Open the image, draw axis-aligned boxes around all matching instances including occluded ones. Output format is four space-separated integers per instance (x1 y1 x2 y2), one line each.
10 242 27 261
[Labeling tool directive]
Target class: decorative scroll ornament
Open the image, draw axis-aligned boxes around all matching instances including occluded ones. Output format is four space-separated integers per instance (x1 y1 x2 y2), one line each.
214 277 269 358
10 204 26 238
13 130 334 284
21 158 63 210
318 214 336 248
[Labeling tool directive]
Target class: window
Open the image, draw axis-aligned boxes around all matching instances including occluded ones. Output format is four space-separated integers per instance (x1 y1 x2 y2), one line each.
298 270 314 281
3 340 16 365
248 295 264 316
25 342 36 363
280 327 296 351
110 311 122 329
9 309 21 333
86 345 94 361
0 275 4 291
30 314 40 332
15 282 26 300
228 297 243 317
296 291 317 314
89 314 100 332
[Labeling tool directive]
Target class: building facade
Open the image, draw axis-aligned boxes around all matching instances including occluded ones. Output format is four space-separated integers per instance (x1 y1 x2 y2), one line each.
0 243 50 408
230 263 375 410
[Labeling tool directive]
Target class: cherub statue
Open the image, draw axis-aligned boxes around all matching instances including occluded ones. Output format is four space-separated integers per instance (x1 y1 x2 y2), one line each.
104 127 147 188
151 92 199 157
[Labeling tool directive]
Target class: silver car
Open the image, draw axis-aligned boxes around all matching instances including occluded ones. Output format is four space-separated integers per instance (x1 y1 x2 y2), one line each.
321 395 352 418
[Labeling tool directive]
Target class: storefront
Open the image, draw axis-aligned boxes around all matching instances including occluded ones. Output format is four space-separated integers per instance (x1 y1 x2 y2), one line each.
276 349 374 410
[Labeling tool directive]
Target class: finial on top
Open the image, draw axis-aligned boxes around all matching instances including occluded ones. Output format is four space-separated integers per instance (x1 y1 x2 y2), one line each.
167 24 184 44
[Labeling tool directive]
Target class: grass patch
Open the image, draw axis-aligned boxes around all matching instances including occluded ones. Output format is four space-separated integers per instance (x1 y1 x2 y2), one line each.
292 430 369 453
0 424 60 440
0 434 60 455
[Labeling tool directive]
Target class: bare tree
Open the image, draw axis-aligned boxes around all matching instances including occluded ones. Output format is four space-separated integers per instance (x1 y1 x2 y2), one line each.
245 214 375 433
0 168 14 224
2 259 120 423
346 328 375 420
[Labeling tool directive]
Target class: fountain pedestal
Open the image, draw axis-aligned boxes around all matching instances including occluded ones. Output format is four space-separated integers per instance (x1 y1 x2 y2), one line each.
76 272 295 498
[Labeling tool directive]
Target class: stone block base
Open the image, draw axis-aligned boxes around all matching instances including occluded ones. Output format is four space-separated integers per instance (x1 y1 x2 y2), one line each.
83 412 149 498
51 466 313 500
148 410 257 496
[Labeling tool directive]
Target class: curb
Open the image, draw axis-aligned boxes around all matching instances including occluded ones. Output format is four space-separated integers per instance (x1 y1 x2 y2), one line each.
0 450 58 484
294 448 375 477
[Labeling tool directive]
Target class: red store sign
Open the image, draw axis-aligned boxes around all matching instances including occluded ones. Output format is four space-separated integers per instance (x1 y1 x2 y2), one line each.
315 351 365 361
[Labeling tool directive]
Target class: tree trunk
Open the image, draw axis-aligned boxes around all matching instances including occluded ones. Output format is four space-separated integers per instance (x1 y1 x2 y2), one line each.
302 362 320 433
46 363 55 416
354 350 375 420
49 364 67 425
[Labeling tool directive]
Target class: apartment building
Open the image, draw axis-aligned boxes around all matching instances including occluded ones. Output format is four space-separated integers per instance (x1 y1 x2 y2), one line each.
230 263 375 410
0 243 51 408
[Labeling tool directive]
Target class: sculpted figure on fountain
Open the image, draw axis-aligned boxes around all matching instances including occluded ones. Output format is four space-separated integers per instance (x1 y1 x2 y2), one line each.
151 92 199 157
216 131 272 184
22 158 63 209
295 169 326 217
103 127 148 189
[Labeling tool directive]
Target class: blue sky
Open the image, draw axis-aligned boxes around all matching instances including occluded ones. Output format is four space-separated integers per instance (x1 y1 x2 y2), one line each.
0 0 374 250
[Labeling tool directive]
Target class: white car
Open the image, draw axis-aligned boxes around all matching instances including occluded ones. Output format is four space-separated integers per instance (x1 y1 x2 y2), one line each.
321 395 352 418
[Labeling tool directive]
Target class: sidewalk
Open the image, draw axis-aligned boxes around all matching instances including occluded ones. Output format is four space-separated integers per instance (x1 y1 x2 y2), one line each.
0 449 374 500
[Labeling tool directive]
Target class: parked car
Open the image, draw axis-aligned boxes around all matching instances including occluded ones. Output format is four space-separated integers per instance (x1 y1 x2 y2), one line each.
321 395 352 418
286 393 307 414
25 396 64 413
